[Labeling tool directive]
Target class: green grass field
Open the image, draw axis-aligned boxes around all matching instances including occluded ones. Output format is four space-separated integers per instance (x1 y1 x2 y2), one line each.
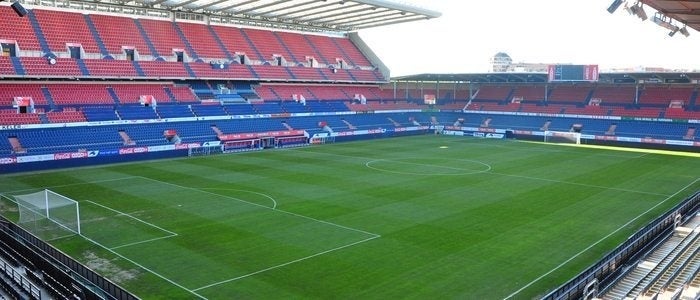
1 135 699 299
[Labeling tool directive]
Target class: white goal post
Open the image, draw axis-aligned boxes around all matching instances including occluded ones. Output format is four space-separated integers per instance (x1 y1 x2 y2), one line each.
188 144 224 157
13 190 81 240
544 130 581 145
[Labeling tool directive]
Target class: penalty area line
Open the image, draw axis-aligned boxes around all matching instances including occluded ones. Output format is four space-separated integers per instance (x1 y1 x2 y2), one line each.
502 177 700 299
192 234 381 292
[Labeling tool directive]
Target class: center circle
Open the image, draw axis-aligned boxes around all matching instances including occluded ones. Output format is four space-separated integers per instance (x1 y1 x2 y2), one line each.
365 158 491 176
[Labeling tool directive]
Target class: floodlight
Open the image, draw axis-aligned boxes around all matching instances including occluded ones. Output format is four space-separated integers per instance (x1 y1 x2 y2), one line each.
629 2 647 21
679 26 690 37
669 28 679 37
607 0 625 14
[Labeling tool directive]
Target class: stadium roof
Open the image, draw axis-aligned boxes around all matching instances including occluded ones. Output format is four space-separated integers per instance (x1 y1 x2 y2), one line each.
55 0 441 33
641 0 700 32
393 72 699 84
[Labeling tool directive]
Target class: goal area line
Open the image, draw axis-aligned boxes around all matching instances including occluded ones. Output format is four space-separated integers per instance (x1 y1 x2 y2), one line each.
45 176 381 299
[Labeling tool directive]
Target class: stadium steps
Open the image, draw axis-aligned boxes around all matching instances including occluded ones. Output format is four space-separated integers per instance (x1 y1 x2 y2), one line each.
266 86 282 101
642 233 700 297
106 87 121 105
584 89 595 106
343 69 358 82
387 117 402 127
76 59 90 76
211 125 224 136
130 61 146 77
133 19 160 58
329 37 355 67
40 87 57 110
371 70 385 81
302 34 330 65
271 31 299 63
600 217 700 299
26 10 53 56
341 119 357 130
238 28 265 62
9 57 25 75
304 87 319 101
245 65 260 79
684 127 696 140
83 14 110 57
206 25 234 61
605 124 617 135
315 68 329 81
430 116 439 125
630 229 700 297
8 137 26 154
688 89 698 110
281 121 294 130
540 120 551 131
283 67 297 80
163 87 178 103
118 130 135 145
183 62 197 78
666 250 700 295
38 113 49 124
172 22 199 60
480 117 492 128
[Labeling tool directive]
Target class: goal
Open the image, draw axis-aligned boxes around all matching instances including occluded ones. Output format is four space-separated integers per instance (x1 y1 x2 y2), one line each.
544 130 581 145
188 144 224 157
13 190 81 240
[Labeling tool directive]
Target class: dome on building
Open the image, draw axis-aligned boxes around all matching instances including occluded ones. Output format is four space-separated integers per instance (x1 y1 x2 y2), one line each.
491 52 513 72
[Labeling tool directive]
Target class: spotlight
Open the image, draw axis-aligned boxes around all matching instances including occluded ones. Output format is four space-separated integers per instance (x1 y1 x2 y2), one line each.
679 26 690 37
607 0 625 14
669 28 678 37
629 2 647 21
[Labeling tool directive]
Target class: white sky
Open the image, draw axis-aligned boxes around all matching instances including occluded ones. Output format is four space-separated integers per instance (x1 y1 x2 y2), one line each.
358 0 700 76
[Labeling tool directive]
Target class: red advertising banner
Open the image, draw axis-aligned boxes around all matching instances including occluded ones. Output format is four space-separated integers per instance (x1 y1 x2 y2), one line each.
641 138 666 144
584 65 599 81
119 147 149 155
218 130 305 141
54 152 88 160
0 157 16 165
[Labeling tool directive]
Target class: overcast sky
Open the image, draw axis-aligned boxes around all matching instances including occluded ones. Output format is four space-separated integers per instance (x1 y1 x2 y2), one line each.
358 0 700 76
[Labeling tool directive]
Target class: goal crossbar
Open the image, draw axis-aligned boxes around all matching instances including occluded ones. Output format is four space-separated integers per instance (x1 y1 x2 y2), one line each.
15 190 81 237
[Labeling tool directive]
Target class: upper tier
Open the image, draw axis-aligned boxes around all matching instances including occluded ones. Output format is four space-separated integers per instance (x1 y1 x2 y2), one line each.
0 6 385 83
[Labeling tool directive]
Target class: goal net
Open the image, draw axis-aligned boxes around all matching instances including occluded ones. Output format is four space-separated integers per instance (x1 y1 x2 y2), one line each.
188 144 224 157
544 131 581 145
14 190 81 240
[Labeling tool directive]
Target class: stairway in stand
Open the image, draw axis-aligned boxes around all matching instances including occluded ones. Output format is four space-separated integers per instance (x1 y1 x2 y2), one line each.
8 137 26 154
118 130 135 146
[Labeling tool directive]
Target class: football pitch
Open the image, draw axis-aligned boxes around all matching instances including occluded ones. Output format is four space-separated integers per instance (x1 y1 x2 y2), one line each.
1 135 699 299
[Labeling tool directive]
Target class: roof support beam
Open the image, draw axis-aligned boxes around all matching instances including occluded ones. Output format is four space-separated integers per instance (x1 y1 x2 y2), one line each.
301 4 366 22
218 0 259 12
195 0 230 11
325 9 394 26
248 0 316 17
235 0 291 15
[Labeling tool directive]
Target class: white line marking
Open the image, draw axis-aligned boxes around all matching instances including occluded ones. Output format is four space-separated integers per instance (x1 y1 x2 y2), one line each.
137 176 379 237
288 148 666 196
193 188 278 209
78 234 207 300
365 158 492 176
109 235 177 250
487 171 670 197
503 177 700 299
0 177 139 195
84 200 178 236
192 235 380 292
